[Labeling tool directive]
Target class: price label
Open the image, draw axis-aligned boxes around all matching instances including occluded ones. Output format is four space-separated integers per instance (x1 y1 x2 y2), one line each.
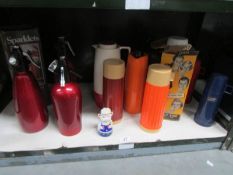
125 0 150 10
119 136 134 150
120 136 131 144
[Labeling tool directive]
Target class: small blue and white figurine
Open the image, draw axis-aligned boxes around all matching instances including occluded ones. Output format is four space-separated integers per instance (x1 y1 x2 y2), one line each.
97 108 113 137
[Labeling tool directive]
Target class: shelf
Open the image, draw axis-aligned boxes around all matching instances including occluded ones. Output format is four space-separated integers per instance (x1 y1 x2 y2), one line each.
0 0 233 12
150 0 233 12
0 83 227 152
0 0 93 8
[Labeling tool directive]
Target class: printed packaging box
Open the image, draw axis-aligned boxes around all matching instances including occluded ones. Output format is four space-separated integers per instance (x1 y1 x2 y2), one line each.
0 28 48 103
161 49 198 120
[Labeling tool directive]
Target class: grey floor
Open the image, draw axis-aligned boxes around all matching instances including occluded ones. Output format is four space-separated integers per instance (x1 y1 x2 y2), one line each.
0 150 233 175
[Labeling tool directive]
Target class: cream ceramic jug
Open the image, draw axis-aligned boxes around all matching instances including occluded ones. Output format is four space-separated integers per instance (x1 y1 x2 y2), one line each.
93 42 131 108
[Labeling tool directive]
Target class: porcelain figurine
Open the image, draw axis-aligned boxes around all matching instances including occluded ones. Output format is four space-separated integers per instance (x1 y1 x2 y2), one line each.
97 108 113 137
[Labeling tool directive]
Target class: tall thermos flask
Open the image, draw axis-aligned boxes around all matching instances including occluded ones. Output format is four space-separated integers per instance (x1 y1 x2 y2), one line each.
9 46 48 133
124 51 148 114
140 64 171 132
93 42 130 108
50 37 82 136
194 73 228 126
103 59 125 124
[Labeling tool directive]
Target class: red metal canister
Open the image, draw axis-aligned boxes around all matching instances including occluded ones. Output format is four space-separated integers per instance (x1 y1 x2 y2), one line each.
9 46 48 133
13 72 48 132
51 37 82 136
51 79 82 136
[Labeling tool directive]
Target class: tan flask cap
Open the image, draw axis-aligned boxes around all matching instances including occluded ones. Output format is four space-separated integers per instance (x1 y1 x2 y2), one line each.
103 59 125 79
146 64 171 87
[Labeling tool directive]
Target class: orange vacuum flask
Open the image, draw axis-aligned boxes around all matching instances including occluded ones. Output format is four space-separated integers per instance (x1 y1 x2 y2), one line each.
140 64 171 132
124 51 148 114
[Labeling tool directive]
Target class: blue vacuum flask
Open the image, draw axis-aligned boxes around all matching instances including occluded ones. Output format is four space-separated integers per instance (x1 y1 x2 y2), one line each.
194 73 228 126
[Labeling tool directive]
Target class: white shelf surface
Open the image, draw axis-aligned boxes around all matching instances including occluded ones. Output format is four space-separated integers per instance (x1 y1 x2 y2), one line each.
0 84 227 152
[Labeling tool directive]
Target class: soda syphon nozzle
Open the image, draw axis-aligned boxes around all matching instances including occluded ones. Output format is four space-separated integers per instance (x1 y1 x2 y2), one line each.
9 56 18 66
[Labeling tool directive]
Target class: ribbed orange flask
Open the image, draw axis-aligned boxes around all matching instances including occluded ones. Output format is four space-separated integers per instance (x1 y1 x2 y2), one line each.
140 64 171 132
124 52 148 114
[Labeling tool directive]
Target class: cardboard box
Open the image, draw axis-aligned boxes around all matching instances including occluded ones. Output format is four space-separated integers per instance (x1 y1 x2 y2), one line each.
0 28 48 104
0 28 46 88
161 50 198 120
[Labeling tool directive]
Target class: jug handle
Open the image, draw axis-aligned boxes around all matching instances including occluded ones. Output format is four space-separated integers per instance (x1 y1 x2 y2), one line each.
120 46 131 54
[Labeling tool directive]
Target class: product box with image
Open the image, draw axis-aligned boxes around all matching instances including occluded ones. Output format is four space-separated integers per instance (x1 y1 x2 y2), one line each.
0 28 48 103
161 50 198 120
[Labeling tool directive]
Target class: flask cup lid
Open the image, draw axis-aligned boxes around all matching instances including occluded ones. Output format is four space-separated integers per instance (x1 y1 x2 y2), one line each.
147 64 171 87
104 59 125 79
